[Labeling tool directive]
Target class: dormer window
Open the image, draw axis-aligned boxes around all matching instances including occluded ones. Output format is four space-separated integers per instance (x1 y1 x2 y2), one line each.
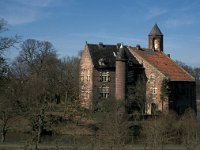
98 58 105 66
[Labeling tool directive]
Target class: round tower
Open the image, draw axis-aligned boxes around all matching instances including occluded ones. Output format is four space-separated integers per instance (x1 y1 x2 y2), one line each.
148 24 163 52
115 44 126 101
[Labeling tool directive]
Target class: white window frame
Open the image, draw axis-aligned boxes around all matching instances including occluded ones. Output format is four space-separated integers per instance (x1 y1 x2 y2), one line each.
100 72 110 82
99 85 110 98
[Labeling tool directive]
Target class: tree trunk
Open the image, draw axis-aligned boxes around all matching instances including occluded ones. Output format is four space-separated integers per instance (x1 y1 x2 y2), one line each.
1 112 7 143
37 127 41 144
37 115 42 144
35 140 38 150
1 131 5 143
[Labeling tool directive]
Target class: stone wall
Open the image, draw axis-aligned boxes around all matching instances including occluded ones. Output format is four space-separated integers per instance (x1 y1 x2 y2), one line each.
79 44 93 109
128 48 167 114
92 68 115 109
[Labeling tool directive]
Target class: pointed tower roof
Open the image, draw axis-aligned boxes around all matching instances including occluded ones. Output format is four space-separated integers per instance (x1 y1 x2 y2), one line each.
149 24 163 36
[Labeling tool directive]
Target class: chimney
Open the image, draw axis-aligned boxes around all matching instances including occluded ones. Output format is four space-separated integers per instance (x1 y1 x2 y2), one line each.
136 44 141 50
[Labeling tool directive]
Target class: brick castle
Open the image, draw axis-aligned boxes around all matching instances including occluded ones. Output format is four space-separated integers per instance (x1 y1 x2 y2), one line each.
79 24 196 115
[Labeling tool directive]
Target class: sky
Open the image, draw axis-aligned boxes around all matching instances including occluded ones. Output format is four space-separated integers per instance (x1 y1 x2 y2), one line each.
1 0 200 66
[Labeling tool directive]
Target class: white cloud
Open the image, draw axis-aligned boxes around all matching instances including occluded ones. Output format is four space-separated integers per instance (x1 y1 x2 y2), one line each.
0 0 63 26
145 8 167 20
1 8 40 25
164 13 196 28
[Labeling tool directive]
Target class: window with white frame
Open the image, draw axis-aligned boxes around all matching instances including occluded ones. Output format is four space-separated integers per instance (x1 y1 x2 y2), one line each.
152 87 157 95
100 72 110 82
86 70 90 81
99 85 110 98
151 86 157 101
80 74 84 81
86 75 90 81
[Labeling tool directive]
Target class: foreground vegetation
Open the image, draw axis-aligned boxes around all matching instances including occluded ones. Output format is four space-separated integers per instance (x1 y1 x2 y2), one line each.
1 100 200 150
1 18 200 150
1 144 200 150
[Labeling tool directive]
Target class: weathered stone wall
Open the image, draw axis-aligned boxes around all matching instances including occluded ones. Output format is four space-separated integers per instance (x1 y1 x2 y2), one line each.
93 68 115 109
79 44 93 109
128 48 167 114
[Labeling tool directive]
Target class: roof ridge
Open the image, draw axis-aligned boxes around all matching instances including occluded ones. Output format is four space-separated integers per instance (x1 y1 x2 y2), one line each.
161 52 195 81
128 46 195 81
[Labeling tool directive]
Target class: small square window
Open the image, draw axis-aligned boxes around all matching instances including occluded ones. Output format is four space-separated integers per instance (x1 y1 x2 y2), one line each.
99 85 110 98
99 72 110 82
80 76 84 81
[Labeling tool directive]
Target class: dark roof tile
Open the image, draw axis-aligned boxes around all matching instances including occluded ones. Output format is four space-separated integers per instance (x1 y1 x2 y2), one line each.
87 44 118 68
149 24 163 36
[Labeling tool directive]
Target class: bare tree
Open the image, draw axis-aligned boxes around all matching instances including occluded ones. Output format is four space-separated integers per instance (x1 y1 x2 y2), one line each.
93 99 129 150
142 112 177 150
0 89 16 143
8 39 82 149
0 18 20 143
179 109 200 150
0 18 20 88
0 19 20 52
7 39 58 149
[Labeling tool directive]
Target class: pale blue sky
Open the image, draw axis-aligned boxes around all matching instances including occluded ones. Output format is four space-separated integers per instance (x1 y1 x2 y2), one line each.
1 0 200 66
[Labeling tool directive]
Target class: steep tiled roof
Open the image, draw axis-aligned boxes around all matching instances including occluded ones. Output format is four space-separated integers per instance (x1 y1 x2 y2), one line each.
87 43 118 68
87 43 140 68
129 47 195 81
149 24 163 36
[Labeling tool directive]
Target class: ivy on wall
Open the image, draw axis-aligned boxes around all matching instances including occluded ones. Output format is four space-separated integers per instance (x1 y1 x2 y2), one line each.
161 79 170 101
